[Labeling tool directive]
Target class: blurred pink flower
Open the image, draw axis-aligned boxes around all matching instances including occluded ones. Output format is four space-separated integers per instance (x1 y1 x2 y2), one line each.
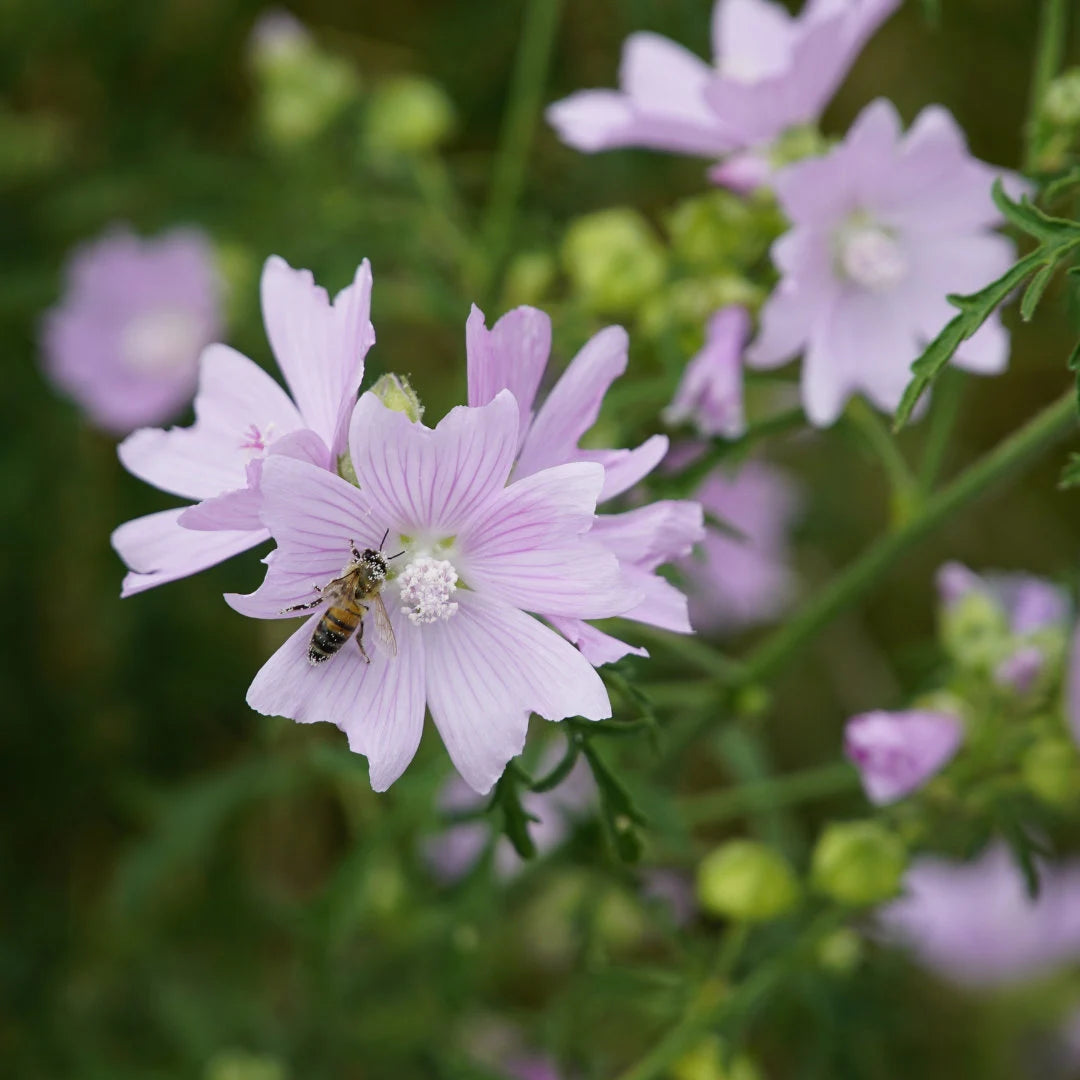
845 709 962 805
42 226 221 436
230 391 623 793
111 255 373 596
748 99 1017 426
679 460 800 633
506 1057 563 1080
466 305 704 666
664 306 748 439
547 0 899 188
880 844 1080 989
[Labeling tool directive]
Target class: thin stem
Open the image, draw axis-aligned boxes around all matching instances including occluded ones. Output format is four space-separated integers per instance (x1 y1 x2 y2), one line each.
845 397 919 522
738 389 1076 688
679 762 861 827
918 367 965 494
1025 0 1069 173
480 0 563 298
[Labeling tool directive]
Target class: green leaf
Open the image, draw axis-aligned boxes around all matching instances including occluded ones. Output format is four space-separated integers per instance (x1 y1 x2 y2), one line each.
491 762 539 859
894 181 1080 429
1059 452 1080 487
581 739 647 863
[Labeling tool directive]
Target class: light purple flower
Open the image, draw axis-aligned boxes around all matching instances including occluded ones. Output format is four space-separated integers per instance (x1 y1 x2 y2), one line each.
663 306 747 439
41 226 221 436
1067 630 1080 749
748 99 1017 426
111 256 373 596
547 0 899 185
424 749 595 883
880 844 1080 989
229 390 625 793
641 869 697 927
506 1057 563 1080
844 709 963 806
678 460 800 633
466 306 704 666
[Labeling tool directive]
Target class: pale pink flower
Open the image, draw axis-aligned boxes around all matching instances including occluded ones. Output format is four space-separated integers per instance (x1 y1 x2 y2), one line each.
664 306 748 439
42 225 221 435
844 709 963 806
466 306 704 666
547 0 900 188
229 390 623 793
748 99 1017 426
111 256 373 596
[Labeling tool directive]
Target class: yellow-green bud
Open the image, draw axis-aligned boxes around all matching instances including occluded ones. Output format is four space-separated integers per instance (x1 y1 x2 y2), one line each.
371 373 425 423
561 208 667 315
767 124 830 170
364 76 456 157
1021 735 1080 807
697 840 800 922
670 1035 762 1080
1043 68 1080 128
502 250 557 308
257 51 360 147
816 927 864 974
638 275 762 343
811 821 907 906
205 1050 287 1080
665 191 770 270
940 590 1010 672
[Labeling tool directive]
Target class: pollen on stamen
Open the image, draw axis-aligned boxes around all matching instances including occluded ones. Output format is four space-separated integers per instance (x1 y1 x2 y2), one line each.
398 557 459 625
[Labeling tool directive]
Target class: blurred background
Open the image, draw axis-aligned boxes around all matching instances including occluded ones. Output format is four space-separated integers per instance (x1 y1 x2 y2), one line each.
3 1 1080 1077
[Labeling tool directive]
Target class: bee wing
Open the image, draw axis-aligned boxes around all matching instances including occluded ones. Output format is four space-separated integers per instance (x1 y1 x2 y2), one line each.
370 592 398 658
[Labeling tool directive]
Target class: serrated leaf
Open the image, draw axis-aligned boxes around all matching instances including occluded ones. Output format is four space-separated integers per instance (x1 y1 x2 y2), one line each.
492 764 539 859
1059 452 1080 488
1021 261 1058 320
581 739 647 863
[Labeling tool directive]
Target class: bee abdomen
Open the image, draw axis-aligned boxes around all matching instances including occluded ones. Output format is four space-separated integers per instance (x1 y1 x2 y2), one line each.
308 605 360 664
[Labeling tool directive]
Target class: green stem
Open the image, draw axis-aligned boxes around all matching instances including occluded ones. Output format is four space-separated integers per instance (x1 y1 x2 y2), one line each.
480 0 563 298
918 367 965 494
1025 0 1069 173
738 389 1076 688
679 762 861 827
845 397 918 521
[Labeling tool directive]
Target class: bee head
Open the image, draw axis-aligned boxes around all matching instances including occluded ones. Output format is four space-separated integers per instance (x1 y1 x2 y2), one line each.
361 548 388 578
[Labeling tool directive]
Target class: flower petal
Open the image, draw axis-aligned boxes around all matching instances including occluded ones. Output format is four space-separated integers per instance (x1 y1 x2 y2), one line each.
246 605 426 792
466 304 552 440
260 256 375 454
548 616 649 666
592 499 705 571
117 344 304 500
712 0 799 82
424 591 611 794
580 434 671 501
348 389 519 536
112 508 264 596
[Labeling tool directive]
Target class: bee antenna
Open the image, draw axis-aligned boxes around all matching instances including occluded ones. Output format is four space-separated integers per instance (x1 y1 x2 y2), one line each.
379 527 390 551
387 550 406 561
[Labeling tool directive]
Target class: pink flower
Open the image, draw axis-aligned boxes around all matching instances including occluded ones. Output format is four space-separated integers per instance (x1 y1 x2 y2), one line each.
111 256 373 596
466 306 704 666
229 390 624 793
880 844 1080 988
844 709 963 805
748 100 1017 426
678 460 800 633
664 306 748 438
41 226 221 435
547 0 899 186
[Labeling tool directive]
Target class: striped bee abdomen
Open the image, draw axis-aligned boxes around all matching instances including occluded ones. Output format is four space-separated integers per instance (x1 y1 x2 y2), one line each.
308 603 362 664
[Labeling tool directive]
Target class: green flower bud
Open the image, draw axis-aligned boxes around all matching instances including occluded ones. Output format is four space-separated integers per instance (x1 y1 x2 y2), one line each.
561 208 667 315
940 590 1010 672
639 275 763 343
1021 735 1080 807
364 76 456 157
258 51 360 147
671 1035 762 1080
205 1050 287 1080
1043 68 1080 128
816 927 864 974
502 250 557 308
697 840 800 922
767 124 830 170
370 372 425 423
811 821 907 906
665 191 780 270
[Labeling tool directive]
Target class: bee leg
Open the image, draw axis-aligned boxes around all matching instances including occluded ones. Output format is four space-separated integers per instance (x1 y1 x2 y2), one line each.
356 615 371 664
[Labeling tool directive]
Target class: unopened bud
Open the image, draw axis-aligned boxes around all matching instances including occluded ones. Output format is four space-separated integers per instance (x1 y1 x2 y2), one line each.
205 1049 287 1080
816 927 864 974
502 250 557 308
1043 68 1080 128
371 372 424 423
561 208 666 315
940 590 1010 672
364 76 456 157
697 839 800 922
811 821 906 906
1021 735 1080 807
671 1035 762 1080
665 191 770 270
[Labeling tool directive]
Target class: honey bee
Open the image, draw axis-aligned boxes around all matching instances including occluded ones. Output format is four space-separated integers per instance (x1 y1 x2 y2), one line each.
281 530 403 665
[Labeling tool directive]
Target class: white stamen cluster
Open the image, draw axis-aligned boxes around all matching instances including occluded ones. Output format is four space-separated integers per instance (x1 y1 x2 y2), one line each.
398 556 459 625
837 224 908 293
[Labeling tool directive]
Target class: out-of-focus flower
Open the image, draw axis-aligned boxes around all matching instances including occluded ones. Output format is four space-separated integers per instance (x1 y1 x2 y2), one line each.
506 1057 563 1080
423 750 595 883
664 306 748 439
466 305 703 665
364 76 456 157
844 709 963 806
880 844 1080 988
42 226 221 436
112 256 373 595
641 869 696 926
678 459 799 634
547 0 899 188
1068 629 1080 748
561 209 667 316
748 100 1017 426
230 391 622 793
937 562 1070 690
697 839 800 922
811 820 906 906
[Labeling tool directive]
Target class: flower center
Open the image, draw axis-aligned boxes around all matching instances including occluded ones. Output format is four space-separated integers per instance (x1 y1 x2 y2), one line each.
239 422 278 456
120 307 203 376
397 556 459 625
836 223 908 293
